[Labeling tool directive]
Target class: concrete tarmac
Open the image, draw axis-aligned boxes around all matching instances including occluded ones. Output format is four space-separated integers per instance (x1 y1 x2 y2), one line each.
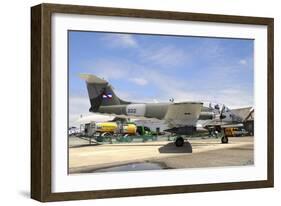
69 136 253 174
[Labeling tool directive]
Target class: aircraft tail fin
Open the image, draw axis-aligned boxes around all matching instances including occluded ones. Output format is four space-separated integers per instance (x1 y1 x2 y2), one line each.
80 74 130 112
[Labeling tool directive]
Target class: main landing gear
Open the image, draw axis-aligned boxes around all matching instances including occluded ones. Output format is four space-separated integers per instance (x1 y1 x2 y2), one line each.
174 136 192 153
221 136 229 144
175 136 185 147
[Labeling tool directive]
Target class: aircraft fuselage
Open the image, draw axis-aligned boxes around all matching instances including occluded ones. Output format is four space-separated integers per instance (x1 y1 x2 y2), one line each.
96 102 203 127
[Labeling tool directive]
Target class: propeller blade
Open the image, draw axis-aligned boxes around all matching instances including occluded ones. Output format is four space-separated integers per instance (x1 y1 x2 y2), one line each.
220 104 226 120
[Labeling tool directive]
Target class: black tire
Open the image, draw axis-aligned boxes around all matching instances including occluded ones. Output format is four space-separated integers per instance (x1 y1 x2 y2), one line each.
116 136 122 142
102 132 112 143
125 135 133 142
96 135 104 142
221 136 228 144
175 137 184 147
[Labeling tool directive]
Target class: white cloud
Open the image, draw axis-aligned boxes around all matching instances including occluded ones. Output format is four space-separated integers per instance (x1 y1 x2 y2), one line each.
130 69 253 108
102 33 190 67
69 95 92 126
139 45 188 67
90 59 130 80
129 77 148 86
195 40 225 60
239 59 247 65
102 33 138 48
80 34 253 109
117 34 138 47
84 57 253 108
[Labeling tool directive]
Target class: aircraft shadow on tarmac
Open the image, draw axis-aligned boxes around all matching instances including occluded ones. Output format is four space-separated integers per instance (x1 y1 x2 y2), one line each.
158 142 192 153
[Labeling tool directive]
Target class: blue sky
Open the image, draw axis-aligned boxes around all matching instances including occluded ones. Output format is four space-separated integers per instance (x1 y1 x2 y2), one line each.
68 31 254 124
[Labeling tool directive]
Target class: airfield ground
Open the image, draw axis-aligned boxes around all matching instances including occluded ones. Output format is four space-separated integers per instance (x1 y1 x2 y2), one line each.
68 136 254 174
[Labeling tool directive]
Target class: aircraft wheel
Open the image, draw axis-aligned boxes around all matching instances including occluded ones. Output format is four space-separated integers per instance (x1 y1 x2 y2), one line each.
102 132 112 143
221 136 228 144
175 137 184 147
116 136 122 142
96 136 103 142
124 134 133 142
127 136 133 142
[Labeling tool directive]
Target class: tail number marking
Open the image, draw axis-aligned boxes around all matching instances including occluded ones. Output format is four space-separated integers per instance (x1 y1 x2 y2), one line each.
128 108 137 114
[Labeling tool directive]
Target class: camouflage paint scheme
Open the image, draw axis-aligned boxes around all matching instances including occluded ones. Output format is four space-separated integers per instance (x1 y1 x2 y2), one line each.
81 74 203 130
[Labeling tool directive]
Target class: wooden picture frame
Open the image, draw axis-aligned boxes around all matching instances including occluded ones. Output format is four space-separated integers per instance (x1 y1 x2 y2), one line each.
31 3 274 202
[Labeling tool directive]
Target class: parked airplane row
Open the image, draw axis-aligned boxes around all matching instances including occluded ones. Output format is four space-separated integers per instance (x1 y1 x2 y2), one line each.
80 74 250 146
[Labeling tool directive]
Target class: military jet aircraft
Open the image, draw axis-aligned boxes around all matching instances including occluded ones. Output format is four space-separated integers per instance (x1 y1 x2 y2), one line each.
197 103 249 143
80 74 203 146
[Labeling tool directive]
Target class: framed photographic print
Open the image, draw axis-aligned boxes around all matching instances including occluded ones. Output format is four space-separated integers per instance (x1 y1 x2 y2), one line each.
31 3 274 202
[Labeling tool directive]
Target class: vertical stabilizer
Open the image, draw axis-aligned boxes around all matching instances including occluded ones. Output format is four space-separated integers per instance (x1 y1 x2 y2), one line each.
80 74 130 112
